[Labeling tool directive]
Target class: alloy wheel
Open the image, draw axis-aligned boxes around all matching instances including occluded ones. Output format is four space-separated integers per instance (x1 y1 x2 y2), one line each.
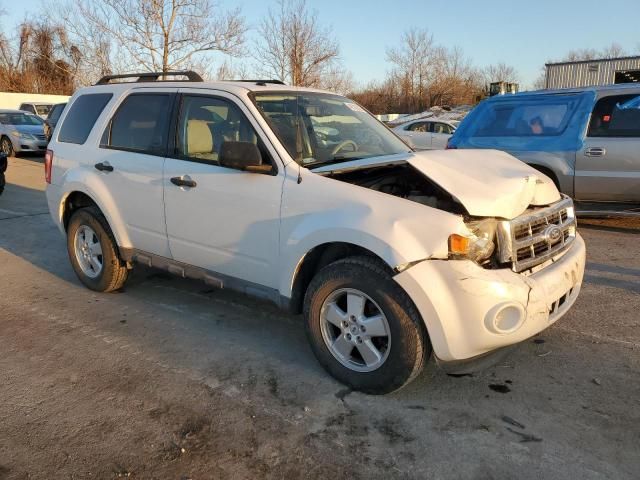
73 225 103 278
320 288 391 372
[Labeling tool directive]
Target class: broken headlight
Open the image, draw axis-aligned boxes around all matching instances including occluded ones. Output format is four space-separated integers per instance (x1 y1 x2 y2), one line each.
448 218 497 264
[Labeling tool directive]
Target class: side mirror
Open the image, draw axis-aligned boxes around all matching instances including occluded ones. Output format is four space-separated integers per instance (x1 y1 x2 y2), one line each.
219 141 272 174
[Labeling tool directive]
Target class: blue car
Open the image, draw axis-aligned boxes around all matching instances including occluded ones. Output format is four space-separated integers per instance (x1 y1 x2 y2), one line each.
448 84 640 214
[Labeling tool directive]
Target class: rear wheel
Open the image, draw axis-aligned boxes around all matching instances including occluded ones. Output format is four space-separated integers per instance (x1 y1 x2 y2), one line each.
0 137 14 157
67 207 128 292
0 172 4 196
304 256 430 394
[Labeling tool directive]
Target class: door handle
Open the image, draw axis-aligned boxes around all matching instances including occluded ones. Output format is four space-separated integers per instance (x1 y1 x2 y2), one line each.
94 161 113 172
170 176 197 188
585 147 606 157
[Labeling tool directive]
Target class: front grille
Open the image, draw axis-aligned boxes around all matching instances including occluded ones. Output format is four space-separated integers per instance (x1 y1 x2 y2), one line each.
497 196 576 272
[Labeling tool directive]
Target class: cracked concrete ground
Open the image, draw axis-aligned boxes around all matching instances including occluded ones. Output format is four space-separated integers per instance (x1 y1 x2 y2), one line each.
0 156 639 479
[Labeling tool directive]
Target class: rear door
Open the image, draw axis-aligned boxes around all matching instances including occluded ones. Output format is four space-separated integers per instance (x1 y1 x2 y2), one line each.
96 89 175 256
576 93 640 202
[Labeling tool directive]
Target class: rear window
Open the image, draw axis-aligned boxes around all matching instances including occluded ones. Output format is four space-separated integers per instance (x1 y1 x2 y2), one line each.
58 94 112 144
35 104 52 116
588 94 640 138
471 96 580 137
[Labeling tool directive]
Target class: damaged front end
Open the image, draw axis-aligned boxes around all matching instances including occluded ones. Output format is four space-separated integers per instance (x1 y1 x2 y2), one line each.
321 162 468 215
313 150 585 364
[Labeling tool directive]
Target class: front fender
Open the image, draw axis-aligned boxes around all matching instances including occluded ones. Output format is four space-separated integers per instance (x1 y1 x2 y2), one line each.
277 168 468 297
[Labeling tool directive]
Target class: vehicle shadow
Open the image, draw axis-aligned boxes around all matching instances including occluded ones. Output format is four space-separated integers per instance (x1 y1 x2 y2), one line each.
0 183 49 219
9 153 45 164
584 262 640 294
579 218 640 234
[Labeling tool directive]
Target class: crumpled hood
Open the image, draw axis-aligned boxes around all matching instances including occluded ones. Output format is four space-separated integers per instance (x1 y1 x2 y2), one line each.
407 149 560 219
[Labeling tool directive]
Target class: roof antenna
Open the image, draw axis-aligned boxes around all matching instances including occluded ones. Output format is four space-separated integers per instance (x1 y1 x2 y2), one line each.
297 163 303 184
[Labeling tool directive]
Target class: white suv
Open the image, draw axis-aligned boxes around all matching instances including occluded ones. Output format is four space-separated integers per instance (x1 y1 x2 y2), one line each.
45 71 586 394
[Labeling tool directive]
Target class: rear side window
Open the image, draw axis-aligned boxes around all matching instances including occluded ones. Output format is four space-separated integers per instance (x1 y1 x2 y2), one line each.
101 94 173 154
59 94 112 144
471 95 580 137
20 104 35 114
48 104 65 122
588 94 640 138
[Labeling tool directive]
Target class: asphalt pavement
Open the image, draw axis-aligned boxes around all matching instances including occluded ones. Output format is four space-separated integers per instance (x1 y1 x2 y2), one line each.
0 155 638 479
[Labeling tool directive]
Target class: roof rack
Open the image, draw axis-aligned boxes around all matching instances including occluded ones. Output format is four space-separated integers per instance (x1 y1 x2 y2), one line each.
95 71 203 85
232 79 286 86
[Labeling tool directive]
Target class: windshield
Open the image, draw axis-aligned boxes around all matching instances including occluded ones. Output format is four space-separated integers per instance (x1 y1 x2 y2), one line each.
35 104 52 116
0 112 44 126
252 92 410 167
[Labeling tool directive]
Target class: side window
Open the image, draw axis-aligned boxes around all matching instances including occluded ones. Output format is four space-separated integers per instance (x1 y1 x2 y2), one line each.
409 122 428 132
588 94 640 138
176 95 267 165
49 105 63 122
59 93 113 144
102 94 172 154
433 123 448 134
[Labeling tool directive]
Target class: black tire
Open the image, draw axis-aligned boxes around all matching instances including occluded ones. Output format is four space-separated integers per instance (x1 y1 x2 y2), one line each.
0 172 4 196
0 136 14 157
303 256 430 394
66 206 129 292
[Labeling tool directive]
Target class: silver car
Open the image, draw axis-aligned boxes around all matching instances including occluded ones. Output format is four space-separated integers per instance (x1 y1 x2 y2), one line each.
0 109 48 156
393 119 458 150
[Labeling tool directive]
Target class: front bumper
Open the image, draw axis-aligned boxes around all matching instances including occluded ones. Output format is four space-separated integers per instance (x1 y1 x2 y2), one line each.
395 233 586 362
12 136 47 153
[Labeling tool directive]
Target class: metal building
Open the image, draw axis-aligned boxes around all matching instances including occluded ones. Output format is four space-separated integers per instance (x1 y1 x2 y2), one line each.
545 56 640 89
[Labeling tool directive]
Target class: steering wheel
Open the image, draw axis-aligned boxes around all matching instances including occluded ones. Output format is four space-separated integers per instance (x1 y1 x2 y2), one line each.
331 140 358 156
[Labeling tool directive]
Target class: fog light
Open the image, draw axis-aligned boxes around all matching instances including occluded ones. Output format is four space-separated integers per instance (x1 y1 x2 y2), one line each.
485 303 525 334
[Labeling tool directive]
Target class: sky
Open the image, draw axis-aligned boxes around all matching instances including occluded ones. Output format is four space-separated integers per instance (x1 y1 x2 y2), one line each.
2 0 639 88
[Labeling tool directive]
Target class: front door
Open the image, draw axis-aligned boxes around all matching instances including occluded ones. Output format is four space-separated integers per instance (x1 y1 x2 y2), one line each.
405 121 432 149
97 90 175 257
575 93 640 202
163 91 283 289
430 122 454 149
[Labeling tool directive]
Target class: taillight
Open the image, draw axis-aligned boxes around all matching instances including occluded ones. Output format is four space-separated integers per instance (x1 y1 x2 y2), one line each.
45 149 53 184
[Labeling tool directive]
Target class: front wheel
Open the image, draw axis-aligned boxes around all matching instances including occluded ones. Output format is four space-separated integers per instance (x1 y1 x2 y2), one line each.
304 256 430 394
67 207 129 292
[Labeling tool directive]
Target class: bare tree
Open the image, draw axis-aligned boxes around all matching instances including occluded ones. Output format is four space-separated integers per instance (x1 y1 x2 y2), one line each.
215 57 250 81
56 0 246 83
386 28 436 112
253 0 344 89
0 21 79 94
482 62 519 84
558 43 628 63
428 46 482 106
